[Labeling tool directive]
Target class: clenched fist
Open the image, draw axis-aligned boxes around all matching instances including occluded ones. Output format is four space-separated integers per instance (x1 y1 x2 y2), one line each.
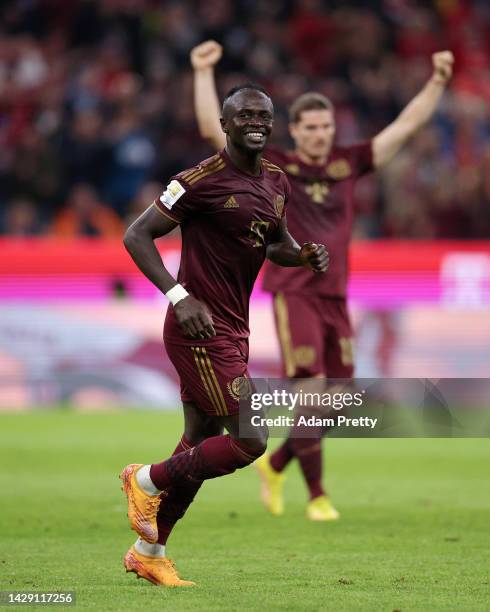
190 40 223 71
432 51 454 85
300 242 329 273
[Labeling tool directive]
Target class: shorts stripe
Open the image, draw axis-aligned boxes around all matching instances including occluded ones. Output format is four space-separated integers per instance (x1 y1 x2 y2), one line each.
191 347 224 416
200 347 228 416
274 293 296 377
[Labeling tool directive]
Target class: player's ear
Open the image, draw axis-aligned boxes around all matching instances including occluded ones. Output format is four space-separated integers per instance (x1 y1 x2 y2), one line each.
220 117 228 134
288 122 298 140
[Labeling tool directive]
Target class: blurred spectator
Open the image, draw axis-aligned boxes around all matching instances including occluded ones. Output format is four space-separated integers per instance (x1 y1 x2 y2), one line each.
0 0 488 238
4 126 62 209
52 183 123 238
62 110 108 188
102 106 156 215
1 197 42 236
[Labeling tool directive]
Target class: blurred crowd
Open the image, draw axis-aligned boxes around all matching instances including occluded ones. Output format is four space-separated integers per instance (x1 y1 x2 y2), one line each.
0 0 489 239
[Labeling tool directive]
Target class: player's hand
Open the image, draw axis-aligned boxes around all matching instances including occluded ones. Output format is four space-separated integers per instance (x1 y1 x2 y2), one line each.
174 295 216 339
299 242 329 273
431 51 454 84
190 40 223 71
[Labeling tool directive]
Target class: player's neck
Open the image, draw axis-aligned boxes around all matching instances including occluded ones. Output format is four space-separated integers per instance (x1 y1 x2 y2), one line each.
225 144 262 176
295 149 328 166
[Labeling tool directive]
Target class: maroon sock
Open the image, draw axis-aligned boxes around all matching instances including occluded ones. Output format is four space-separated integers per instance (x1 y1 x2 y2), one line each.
153 435 260 544
156 435 202 545
269 438 294 473
290 437 325 500
150 434 261 491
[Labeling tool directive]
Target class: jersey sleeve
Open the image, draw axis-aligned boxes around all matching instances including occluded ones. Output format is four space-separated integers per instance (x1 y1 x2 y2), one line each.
153 177 198 224
266 172 291 245
343 141 373 178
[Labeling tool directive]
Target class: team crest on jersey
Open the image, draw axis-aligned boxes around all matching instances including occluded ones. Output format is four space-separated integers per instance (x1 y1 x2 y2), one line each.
326 159 351 180
160 180 185 210
273 194 285 218
305 181 329 204
293 346 316 368
284 163 300 176
227 376 252 402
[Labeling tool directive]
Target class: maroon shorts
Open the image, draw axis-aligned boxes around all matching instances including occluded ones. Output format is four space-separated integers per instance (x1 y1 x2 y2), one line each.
272 292 354 379
164 336 250 417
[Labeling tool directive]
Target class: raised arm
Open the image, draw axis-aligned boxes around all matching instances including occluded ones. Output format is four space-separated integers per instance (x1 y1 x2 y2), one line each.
190 40 227 150
124 206 215 339
372 51 454 169
266 217 329 272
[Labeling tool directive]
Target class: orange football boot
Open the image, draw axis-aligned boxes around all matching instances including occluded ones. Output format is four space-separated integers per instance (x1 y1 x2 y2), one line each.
119 464 161 543
124 546 195 587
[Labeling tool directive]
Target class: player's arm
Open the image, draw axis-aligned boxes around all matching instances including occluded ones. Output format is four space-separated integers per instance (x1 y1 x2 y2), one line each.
266 217 329 273
123 206 215 339
372 51 454 168
191 40 227 151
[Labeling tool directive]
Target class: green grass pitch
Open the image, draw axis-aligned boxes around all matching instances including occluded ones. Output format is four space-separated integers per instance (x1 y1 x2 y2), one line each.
1 410 489 611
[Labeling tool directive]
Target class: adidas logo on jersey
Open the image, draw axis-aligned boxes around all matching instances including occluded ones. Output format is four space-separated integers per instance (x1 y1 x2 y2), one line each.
224 196 239 208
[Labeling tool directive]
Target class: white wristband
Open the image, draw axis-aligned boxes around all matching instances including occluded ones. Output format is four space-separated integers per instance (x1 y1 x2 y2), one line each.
165 284 189 306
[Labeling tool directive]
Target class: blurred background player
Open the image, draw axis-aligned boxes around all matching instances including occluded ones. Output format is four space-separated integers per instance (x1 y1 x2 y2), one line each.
190 40 454 521
121 84 328 586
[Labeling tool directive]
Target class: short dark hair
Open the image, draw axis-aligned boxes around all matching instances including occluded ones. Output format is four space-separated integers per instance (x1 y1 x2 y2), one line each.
289 92 334 123
223 83 271 106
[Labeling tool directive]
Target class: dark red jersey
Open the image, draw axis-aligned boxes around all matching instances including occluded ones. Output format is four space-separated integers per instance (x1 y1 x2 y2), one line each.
262 143 373 297
154 150 290 341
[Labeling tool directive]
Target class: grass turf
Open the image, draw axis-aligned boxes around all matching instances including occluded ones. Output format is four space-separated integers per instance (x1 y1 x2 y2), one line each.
0 410 489 611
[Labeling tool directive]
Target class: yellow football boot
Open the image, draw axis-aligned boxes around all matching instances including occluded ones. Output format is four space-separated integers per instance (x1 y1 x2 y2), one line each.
124 546 195 587
119 464 161 543
255 453 286 516
306 495 340 521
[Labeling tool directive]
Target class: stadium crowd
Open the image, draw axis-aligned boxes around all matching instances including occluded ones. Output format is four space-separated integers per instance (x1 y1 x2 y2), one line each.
0 0 489 238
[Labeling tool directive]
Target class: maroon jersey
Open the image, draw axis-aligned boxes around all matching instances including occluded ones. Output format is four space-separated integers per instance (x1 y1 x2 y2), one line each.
154 150 290 341
262 143 373 297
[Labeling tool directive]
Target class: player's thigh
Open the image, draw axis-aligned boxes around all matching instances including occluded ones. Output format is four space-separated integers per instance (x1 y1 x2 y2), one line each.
272 292 324 377
165 338 249 418
322 299 354 379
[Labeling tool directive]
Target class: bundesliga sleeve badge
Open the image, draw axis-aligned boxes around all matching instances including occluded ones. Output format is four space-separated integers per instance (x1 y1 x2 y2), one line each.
160 180 186 210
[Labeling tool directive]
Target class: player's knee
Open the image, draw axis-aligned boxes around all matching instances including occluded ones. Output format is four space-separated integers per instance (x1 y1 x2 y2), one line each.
239 432 268 459
254 438 268 457
251 438 267 457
